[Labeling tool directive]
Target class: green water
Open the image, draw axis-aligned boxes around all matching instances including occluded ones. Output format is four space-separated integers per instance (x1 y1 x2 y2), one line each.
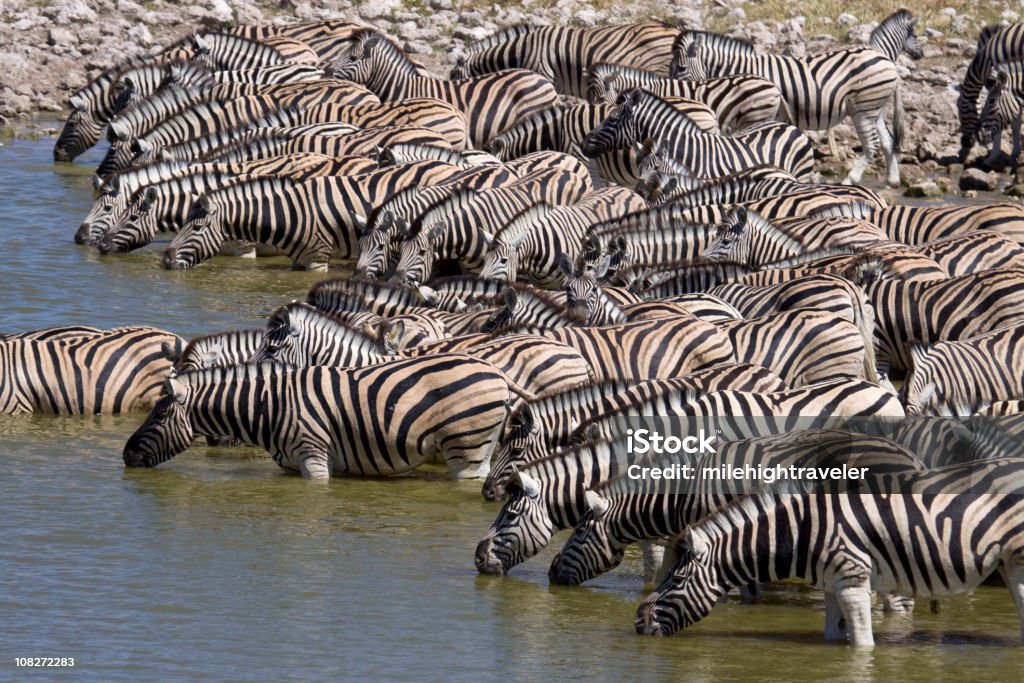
1 136 1023 681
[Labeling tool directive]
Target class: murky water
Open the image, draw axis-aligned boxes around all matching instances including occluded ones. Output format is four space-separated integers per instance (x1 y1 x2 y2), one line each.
1 136 1023 680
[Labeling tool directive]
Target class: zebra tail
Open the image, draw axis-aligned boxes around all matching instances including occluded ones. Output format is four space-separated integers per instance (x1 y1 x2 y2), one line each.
777 98 796 126
892 80 905 155
855 306 881 384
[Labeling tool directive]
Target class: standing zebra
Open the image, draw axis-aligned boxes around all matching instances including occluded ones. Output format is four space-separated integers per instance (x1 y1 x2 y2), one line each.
1 326 182 414
332 29 560 148
585 66 785 134
977 62 1024 165
672 11 921 185
581 90 815 185
450 22 681 99
957 23 1024 161
123 354 513 479
636 459 1024 644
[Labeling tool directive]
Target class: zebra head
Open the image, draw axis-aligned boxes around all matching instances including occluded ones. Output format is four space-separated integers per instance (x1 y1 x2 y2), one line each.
559 252 611 323
110 76 140 118
581 89 643 157
903 343 946 416
702 206 751 263
250 304 305 366
669 34 709 81
474 465 553 575
870 10 923 62
330 30 381 83
123 377 195 468
634 137 697 205
354 211 397 281
548 491 624 586
162 193 224 270
585 65 624 105
390 219 444 287
479 238 523 282
481 404 539 501
635 531 722 636
978 67 1017 146
77 174 124 245
54 96 102 162
97 122 138 177
98 186 160 255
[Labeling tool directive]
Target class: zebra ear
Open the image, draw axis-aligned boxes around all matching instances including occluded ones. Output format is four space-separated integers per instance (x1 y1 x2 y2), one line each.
107 173 121 194
362 32 381 50
134 138 152 154
557 252 574 277
144 186 159 204
585 490 610 519
680 528 707 556
503 287 518 310
352 212 367 237
92 175 103 192
996 66 1010 87
196 193 211 214
592 255 612 281
167 376 188 404
511 464 541 499
478 227 494 249
160 340 181 362
193 33 210 52
383 319 405 349
395 216 413 238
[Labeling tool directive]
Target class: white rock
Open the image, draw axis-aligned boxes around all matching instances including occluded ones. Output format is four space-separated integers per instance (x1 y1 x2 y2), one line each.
47 27 77 47
360 0 401 20
233 1 264 25
53 0 98 24
837 13 857 28
206 0 234 23
575 8 600 27
126 23 153 48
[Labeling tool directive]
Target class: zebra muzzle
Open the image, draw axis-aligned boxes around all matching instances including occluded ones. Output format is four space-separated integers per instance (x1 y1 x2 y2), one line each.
634 603 664 636
162 248 183 270
474 538 505 575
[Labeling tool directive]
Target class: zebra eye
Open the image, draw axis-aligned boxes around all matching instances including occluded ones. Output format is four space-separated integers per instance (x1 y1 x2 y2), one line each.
505 509 520 521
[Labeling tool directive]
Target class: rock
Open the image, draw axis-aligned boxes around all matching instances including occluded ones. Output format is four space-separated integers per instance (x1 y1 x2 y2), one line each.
404 40 433 55
205 0 235 23
126 24 153 48
963 189 978 199
576 8 600 27
837 13 857 28
1004 184 1024 198
359 0 401 20
959 168 1000 191
47 27 78 47
453 26 491 43
52 0 98 24
905 181 942 198
459 10 485 28
233 1 264 24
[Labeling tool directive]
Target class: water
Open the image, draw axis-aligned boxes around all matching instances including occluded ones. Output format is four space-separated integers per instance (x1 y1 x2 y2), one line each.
2 136 1023 681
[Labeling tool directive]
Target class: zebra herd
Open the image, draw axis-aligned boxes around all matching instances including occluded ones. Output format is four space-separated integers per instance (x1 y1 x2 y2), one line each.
10 11 1024 647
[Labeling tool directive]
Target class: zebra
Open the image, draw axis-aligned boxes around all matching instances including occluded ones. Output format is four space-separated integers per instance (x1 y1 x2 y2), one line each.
478 187 646 287
957 23 1024 161
582 210 720 278
332 29 560 147
159 61 326 91
913 230 1024 277
636 459 1024 644
483 365 790 501
249 302 593 401
122 354 512 479
474 434 639 575
672 12 920 186
185 32 319 70
632 139 887 210
353 166 520 280
162 160 466 272
903 322 1024 416
869 203 1024 246
852 267 1024 373
581 89 814 185
490 300 735 383
376 143 502 168
549 429 924 586
166 329 266 376
975 63 1024 166
0 325 103 343
0 326 182 415
388 167 592 284
450 22 681 99
702 206 890 266
586 65 784 133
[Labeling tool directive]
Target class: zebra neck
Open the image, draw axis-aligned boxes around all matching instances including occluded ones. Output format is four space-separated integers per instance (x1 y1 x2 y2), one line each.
703 493 804 588
191 373 272 448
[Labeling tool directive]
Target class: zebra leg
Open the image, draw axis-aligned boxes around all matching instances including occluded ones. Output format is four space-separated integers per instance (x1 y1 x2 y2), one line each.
655 540 679 586
843 111 881 186
874 111 900 187
640 539 666 585
999 554 1024 641
882 593 914 613
739 582 764 603
834 582 875 646
297 447 332 479
827 128 840 159
985 129 1004 169
823 592 848 641
1013 113 1022 172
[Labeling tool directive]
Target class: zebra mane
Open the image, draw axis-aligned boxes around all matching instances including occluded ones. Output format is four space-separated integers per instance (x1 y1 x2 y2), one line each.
733 208 807 255
173 359 298 386
408 188 480 236
175 328 264 366
632 259 754 293
307 277 430 311
622 89 703 135
758 245 863 270
270 301 387 351
421 275 510 299
673 30 756 56
192 31 291 61
108 82 209 140
803 201 876 220
513 433 620 477
491 202 556 245
464 23 538 55
589 202 714 236
365 186 423 234
486 104 567 156
378 143 473 168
